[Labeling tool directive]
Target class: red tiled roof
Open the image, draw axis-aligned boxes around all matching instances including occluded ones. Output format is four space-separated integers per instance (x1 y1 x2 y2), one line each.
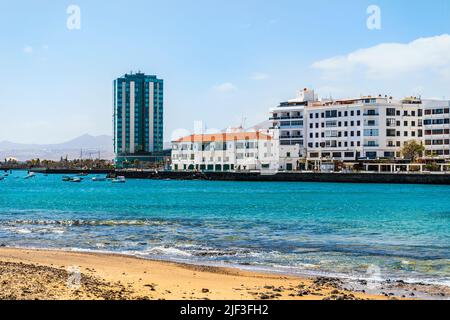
173 132 272 143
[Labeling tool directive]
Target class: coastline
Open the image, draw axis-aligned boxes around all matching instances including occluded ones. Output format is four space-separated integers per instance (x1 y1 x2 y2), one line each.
23 169 450 185
0 247 390 300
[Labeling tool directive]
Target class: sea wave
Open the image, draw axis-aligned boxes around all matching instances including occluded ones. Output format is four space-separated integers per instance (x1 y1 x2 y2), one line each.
0 219 174 227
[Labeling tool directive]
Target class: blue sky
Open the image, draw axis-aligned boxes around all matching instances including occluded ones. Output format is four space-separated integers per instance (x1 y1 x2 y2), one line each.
0 0 449 143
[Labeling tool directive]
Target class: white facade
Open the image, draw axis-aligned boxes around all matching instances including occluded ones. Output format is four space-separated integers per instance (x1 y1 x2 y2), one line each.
422 99 450 159
171 131 301 172
270 90 450 162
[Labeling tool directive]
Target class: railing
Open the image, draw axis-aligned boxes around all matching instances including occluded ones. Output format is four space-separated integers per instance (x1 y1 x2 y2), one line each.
270 116 303 120
281 135 303 139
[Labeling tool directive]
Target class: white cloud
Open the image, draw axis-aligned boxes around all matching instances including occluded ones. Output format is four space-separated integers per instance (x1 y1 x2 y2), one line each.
312 34 450 79
23 45 33 54
250 72 269 81
213 82 237 93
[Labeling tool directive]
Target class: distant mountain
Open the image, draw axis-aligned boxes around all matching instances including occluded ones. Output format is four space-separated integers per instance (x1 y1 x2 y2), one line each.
248 120 272 131
0 134 114 161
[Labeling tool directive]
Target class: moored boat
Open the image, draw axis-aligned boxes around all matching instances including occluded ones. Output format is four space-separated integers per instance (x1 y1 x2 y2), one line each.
24 172 36 179
92 176 107 182
111 176 126 183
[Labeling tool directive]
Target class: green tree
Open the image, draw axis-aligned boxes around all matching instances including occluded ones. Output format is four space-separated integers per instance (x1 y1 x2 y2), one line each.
401 140 425 162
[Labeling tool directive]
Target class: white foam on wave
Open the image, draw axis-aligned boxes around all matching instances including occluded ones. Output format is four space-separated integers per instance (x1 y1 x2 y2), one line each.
135 246 193 257
16 228 32 234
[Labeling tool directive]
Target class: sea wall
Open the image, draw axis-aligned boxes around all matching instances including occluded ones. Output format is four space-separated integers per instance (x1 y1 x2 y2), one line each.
24 168 450 185
116 171 450 185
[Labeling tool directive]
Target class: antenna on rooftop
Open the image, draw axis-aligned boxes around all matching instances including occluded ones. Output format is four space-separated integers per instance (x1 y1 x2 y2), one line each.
240 115 247 129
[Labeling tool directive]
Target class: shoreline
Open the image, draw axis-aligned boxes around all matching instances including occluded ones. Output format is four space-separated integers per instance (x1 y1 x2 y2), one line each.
21 169 450 185
0 247 388 300
0 247 448 300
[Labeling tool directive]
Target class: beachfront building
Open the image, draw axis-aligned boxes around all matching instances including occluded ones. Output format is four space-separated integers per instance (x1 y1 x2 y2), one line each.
304 96 423 161
269 88 314 157
422 99 450 159
171 130 301 172
113 72 164 166
270 89 450 165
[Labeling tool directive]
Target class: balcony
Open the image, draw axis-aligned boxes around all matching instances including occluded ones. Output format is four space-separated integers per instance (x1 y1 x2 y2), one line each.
281 135 303 139
364 144 379 147
270 116 303 120
363 112 380 116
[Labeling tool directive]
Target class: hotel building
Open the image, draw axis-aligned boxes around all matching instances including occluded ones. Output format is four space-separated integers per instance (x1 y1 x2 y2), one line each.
422 99 450 159
270 89 450 164
113 73 164 166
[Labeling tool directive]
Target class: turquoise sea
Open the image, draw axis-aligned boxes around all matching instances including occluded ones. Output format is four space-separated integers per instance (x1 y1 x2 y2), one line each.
0 171 449 286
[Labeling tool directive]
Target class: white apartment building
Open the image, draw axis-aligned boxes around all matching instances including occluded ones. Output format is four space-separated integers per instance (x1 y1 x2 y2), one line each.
171 130 301 172
269 89 313 155
422 99 450 159
270 89 450 163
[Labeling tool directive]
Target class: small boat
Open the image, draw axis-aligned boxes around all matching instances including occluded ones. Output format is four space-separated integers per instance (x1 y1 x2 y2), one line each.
62 176 72 182
92 176 107 182
111 176 126 183
70 177 82 183
24 172 36 179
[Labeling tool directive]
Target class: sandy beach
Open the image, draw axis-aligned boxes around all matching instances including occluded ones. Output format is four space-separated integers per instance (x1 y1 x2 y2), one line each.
0 247 394 301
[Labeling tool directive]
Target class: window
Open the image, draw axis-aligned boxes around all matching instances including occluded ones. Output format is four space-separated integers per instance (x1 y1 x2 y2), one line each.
386 108 395 117
364 129 379 136
325 110 338 118
386 129 396 137
386 118 396 127
325 120 337 127
325 130 338 138
344 152 354 158
365 109 378 116
366 152 377 159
